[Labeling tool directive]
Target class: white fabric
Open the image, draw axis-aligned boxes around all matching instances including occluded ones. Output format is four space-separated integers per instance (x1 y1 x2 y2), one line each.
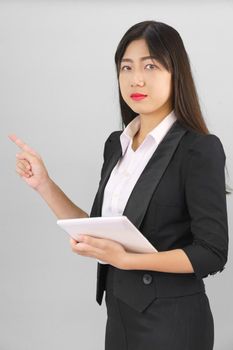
101 110 177 217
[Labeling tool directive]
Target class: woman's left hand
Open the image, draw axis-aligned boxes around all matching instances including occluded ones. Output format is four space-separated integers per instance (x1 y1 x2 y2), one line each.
69 234 128 269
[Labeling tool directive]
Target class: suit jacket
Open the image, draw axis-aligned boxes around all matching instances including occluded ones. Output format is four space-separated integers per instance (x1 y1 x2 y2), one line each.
90 120 228 313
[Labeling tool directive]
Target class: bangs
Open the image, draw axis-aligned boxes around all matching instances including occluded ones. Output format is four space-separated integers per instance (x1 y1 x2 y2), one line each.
115 33 173 76
145 31 173 73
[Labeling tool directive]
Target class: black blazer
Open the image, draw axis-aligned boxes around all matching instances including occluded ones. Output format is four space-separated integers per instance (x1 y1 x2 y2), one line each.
90 120 228 313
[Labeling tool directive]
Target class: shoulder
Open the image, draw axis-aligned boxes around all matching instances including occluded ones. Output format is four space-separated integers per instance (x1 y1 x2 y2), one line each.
102 130 122 160
180 127 226 161
105 130 122 143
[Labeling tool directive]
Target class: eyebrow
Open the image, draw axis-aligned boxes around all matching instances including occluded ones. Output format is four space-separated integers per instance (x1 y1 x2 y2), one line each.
120 56 157 63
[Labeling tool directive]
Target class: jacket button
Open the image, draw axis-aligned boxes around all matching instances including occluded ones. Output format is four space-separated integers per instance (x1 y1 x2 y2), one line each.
142 273 153 285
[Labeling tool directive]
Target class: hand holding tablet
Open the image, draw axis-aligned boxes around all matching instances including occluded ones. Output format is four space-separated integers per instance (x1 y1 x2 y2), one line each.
57 216 158 264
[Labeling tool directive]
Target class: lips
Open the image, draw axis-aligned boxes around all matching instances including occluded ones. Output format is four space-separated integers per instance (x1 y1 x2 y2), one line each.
130 93 147 101
130 93 147 97
130 92 147 101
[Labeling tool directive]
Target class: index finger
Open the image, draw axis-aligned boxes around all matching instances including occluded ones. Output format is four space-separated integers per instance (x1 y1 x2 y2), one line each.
8 134 39 157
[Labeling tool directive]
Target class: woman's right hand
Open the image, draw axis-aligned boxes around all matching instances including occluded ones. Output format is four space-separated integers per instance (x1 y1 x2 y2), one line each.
8 134 50 190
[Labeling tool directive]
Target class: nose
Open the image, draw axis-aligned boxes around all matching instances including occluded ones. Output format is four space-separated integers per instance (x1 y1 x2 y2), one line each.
131 80 145 87
130 69 145 87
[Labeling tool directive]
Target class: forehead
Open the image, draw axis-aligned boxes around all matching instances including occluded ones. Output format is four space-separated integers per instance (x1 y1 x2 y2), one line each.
122 39 150 59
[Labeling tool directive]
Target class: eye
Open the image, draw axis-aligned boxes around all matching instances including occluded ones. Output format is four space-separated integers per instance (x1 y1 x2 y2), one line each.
120 65 131 71
120 63 158 71
145 64 157 70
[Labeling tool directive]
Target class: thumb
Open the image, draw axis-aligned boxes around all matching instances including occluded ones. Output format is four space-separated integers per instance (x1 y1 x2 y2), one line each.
70 237 78 245
16 151 37 163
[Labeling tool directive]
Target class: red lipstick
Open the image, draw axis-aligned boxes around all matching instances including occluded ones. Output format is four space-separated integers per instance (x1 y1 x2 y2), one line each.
130 93 148 101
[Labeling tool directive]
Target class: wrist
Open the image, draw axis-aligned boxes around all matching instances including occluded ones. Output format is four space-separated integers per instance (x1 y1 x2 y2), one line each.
120 252 134 270
36 177 53 194
119 252 154 270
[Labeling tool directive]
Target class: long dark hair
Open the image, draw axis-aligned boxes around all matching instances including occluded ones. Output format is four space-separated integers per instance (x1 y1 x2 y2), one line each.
114 20 209 133
114 20 232 194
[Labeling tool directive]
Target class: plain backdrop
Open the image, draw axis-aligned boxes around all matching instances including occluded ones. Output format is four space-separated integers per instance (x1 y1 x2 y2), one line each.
1 0 233 349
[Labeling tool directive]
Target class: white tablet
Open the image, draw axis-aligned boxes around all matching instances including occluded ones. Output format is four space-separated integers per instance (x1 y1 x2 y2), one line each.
57 215 158 264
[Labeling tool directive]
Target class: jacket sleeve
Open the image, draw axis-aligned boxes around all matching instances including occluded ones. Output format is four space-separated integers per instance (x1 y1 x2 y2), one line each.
181 134 229 279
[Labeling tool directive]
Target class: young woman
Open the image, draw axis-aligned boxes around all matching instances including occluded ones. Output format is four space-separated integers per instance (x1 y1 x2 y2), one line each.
10 20 229 350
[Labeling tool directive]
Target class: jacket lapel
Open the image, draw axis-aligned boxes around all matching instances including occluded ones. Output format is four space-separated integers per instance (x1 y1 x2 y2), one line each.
91 120 188 228
90 135 122 217
123 121 187 228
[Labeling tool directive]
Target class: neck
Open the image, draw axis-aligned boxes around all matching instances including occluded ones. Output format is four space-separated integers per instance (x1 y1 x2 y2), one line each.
137 106 173 139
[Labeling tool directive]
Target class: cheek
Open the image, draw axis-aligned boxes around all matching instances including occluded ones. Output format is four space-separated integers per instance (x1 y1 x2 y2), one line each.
150 76 172 100
119 78 129 99
119 75 127 87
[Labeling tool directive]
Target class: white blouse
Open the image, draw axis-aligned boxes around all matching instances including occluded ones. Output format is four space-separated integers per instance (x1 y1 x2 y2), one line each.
101 110 177 217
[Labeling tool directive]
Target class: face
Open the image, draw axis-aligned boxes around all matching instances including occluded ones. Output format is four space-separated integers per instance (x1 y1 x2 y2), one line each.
119 38 173 118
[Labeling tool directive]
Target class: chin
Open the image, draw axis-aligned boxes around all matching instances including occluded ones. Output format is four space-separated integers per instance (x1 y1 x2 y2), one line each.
131 107 156 115
127 103 149 114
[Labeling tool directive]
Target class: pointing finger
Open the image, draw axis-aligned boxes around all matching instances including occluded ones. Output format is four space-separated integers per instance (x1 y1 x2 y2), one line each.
8 134 39 157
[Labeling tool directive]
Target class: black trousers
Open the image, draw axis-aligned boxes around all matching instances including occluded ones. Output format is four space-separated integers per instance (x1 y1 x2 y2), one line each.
104 266 214 350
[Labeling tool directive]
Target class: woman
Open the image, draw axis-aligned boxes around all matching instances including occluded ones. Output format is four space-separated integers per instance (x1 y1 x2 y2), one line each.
9 20 229 350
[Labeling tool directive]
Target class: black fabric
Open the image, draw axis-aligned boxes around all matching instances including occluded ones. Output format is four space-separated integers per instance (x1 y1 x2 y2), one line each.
89 120 228 349
105 266 214 350
90 121 228 310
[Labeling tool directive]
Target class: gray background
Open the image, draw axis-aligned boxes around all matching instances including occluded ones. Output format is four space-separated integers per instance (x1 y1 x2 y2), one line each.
1 0 232 349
